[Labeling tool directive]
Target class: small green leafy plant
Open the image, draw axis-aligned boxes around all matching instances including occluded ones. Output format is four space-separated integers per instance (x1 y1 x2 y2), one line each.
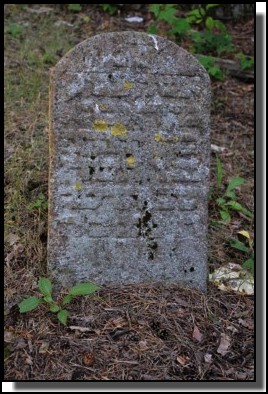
149 4 190 37
67 4 82 12
100 4 119 15
18 278 100 325
230 230 254 275
7 23 24 39
27 194 48 211
186 4 225 31
215 157 254 223
237 52 254 70
199 55 224 80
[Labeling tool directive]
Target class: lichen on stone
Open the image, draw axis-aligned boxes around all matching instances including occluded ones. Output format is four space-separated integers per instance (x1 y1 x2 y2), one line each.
154 132 164 143
124 81 133 90
126 155 135 167
93 119 108 132
111 123 127 137
74 181 82 190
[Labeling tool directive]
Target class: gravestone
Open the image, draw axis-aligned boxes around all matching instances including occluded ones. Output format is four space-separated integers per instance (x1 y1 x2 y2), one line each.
48 32 210 291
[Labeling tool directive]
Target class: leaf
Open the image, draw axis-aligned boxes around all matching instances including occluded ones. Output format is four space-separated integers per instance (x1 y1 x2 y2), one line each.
57 309 68 325
176 354 189 366
205 16 214 30
149 4 161 17
217 333 231 356
39 341 50 354
208 66 224 80
192 325 203 342
171 18 191 34
43 295 53 303
158 4 177 23
62 294 74 305
229 239 249 253
206 4 220 10
220 210 231 222
68 282 100 297
226 202 254 218
243 258 254 274
204 353 212 363
225 201 243 211
216 197 225 205
38 277 52 297
5 233 20 246
225 190 236 199
226 176 244 193
68 4 82 12
238 230 251 240
18 296 41 313
49 304 60 313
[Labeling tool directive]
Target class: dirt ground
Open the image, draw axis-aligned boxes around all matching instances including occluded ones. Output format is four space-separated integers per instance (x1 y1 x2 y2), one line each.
4 5 254 381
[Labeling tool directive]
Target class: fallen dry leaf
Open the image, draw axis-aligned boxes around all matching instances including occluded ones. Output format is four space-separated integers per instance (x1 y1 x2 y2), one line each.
227 325 239 334
5 233 20 246
138 340 148 351
204 353 212 363
217 333 231 356
39 341 50 354
176 355 189 366
192 325 203 342
238 318 254 329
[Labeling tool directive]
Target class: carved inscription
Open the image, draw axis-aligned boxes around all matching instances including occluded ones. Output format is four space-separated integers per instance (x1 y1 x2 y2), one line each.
48 32 210 290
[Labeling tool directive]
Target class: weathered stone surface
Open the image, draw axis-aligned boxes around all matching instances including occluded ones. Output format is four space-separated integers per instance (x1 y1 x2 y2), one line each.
48 32 210 291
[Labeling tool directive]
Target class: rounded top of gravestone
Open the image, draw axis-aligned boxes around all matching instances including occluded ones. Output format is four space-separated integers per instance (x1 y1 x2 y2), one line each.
53 31 210 82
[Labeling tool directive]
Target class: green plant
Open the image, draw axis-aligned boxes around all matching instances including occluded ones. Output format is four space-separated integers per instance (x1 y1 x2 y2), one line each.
191 30 234 56
27 194 48 210
149 4 190 37
7 23 24 39
229 230 254 275
237 52 254 70
199 55 224 80
18 277 100 325
67 4 82 12
215 170 253 223
100 4 119 15
186 4 225 32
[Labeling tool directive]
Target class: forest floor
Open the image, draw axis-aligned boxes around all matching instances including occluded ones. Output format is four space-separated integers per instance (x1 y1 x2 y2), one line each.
4 5 254 381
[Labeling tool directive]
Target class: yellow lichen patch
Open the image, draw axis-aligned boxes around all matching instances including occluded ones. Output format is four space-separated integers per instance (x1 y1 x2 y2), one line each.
74 182 82 191
124 81 133 90
111 123 127 137
99 104 108 111
93 120 108 132
126 155 136 167
154 133 165 143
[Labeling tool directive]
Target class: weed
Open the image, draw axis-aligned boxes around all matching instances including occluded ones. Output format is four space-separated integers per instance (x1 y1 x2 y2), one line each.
67 4 82 12
199 55 224 80
237 52 254 70
214 157 253 223
229 231 254 275
100 4 119 15
149 4 190 38
7 23 24 39
18 277 100 325
27 194 48 211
